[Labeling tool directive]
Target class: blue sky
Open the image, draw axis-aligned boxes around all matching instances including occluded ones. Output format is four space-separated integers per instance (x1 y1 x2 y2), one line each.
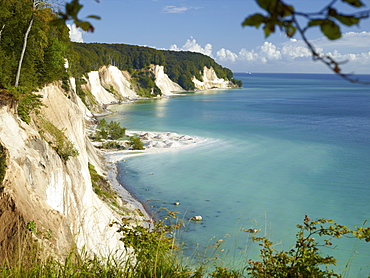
69 0 370 74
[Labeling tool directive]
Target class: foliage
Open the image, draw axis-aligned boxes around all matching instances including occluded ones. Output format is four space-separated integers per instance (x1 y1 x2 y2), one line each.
232 78 243 88
36 116 79 161
88 162 120 205
1 216 370 277
108 121 126 140
0 0 70 90
162 50 235 90
130 69 161 97
69 43 241 91
111 210 196 277
50 0 100 32
96 119 127 140
7 86 43 123
242 0 370 83
0 143 6 188
127 136 145 150
26 221 38 235
101 141 126 150
247 216 370 277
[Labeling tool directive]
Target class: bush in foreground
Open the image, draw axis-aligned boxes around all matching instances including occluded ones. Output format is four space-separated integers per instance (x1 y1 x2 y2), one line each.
1 216 369 277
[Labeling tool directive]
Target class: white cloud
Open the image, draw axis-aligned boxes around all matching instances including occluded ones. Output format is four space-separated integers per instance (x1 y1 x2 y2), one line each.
170 37 213 57
168 32 370 74
216 48 238 62
312 31 370 49
259 42 282 60
162 6 201 14
67 24 83 43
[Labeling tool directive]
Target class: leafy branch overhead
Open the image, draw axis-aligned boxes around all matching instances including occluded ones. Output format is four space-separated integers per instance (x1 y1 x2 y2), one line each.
50 0 100 32
242 0 370 83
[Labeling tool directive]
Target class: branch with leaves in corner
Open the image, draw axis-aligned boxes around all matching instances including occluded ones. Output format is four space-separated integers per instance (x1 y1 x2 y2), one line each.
242 0 370 84
50 0 101 32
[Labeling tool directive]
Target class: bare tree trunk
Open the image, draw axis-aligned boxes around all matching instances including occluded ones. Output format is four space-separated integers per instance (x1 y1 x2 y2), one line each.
15 16 34 87
0 25 5 40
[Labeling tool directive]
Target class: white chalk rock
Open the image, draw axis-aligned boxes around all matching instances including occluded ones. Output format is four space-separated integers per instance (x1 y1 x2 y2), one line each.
190 215 203 221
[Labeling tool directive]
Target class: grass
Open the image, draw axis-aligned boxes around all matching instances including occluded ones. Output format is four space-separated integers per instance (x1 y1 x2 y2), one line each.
0 207 247 278
2 215 369 277
35 116 79 161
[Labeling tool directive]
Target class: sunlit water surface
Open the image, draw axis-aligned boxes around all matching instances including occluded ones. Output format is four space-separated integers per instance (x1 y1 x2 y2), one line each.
104 73 370 276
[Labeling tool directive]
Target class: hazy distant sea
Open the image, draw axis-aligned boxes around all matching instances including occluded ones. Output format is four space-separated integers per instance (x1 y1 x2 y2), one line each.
104 73 370 276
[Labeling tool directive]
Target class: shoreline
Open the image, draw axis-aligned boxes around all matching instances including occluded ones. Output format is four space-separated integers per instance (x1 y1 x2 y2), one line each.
101 130 207 221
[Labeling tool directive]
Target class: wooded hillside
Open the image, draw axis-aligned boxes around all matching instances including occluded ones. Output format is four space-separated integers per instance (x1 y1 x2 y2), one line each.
70 43 240 90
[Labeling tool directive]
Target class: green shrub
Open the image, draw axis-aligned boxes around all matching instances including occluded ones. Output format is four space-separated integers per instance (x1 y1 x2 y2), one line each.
95 119 126 140
247 217 370 277
127 136 144 150
36 117 79 161
101 141 125 150
8 86 43 123
108 121 126 140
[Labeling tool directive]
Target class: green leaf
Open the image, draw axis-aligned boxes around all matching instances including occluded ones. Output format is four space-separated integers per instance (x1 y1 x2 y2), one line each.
257 0 278 11
334 14 360 26
242 14 265 28
277 3 294 18
308 19 324 27
87 15 101 20
263 22 275 38
341 0 364 7
79 21 92 32
284 23 296 37
320 20 342 40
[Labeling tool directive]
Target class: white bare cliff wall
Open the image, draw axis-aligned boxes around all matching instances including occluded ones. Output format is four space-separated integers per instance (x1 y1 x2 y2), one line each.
85 71 117 104
152 65 184 95
98 65 138 100
192 66 234 90
82 65 184 105
0 82 133 259
82 65 138 106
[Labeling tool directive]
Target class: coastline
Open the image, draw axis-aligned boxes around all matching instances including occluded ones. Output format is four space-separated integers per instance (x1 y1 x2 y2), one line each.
101 129 207 221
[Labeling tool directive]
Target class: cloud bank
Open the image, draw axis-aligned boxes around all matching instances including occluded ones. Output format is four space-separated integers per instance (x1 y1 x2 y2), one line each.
169 32 370 74
67 24 84 43
170 37 213 57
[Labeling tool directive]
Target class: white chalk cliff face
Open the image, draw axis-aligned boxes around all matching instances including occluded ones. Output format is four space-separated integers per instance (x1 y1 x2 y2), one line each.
85 71 117 104
82 65 138 106
0 82 135 260
98 65 138 100
192 66 234 90
151 65 184 95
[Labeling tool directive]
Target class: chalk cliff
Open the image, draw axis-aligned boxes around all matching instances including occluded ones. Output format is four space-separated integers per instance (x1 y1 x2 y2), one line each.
192 66 234 90
0 82 139 261
83 65 138 106
0 62 235 262
151 65 184 95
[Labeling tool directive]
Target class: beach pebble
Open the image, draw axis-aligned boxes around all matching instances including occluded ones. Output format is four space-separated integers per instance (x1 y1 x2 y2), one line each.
173 202 180 206
190 215 203 221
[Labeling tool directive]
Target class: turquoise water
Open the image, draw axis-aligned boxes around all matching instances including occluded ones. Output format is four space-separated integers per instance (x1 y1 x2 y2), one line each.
104 73 370 276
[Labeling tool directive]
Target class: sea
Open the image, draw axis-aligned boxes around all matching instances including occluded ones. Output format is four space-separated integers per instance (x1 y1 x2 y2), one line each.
103 73 370 277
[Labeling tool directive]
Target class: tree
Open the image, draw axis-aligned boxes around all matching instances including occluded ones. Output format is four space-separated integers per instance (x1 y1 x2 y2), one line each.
127 136 144 150
242 0 370 83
